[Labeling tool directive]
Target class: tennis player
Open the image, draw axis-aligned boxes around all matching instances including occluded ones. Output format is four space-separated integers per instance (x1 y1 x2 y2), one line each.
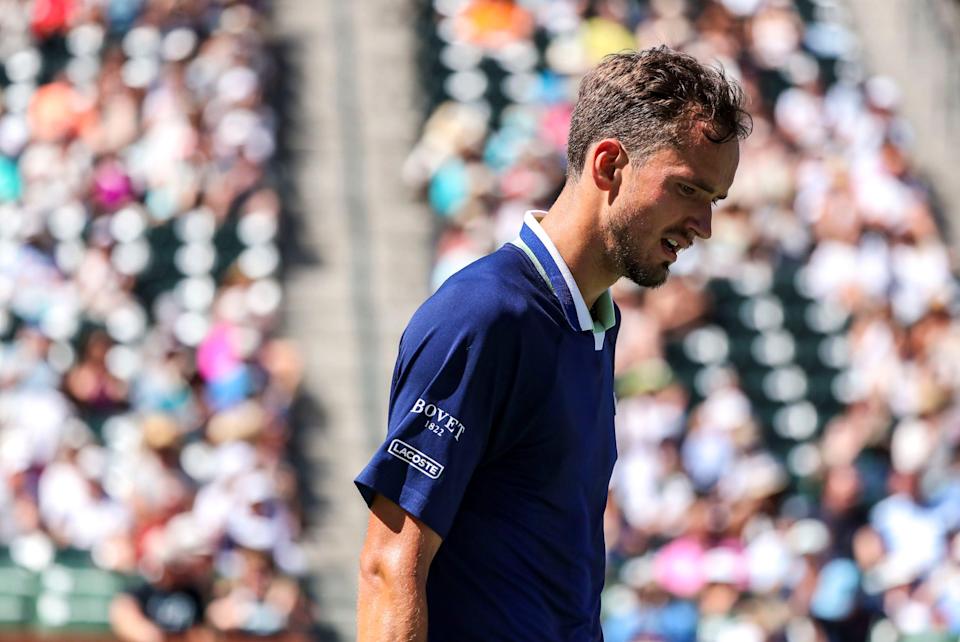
355 46 751 641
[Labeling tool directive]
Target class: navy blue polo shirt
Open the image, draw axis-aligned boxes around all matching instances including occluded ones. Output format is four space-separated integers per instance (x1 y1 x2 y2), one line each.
355 211 619 641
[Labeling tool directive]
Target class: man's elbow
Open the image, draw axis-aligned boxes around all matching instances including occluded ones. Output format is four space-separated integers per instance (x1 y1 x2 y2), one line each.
359 541 424 592
358 545 387 591
358 494 442 596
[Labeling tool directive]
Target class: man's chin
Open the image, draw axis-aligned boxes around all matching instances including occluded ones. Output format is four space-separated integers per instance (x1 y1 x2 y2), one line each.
626 263 669 289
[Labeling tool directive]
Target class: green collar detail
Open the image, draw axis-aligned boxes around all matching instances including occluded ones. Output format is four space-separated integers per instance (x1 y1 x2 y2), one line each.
512 236 616 333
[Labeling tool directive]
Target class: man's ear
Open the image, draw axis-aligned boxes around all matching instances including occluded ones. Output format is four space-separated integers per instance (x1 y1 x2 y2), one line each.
590 139 629 193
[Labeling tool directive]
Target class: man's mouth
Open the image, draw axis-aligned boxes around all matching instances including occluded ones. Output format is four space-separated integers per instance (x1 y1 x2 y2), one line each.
661 237 681 261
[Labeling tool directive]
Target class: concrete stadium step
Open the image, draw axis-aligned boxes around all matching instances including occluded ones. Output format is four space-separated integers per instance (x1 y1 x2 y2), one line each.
273 0 431 639
842 0 960 247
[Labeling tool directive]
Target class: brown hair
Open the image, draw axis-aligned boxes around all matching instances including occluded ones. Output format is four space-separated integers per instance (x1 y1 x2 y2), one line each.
566 46 751 178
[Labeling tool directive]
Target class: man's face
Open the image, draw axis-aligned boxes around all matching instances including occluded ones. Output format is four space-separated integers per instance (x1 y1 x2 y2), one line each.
601 133 740 288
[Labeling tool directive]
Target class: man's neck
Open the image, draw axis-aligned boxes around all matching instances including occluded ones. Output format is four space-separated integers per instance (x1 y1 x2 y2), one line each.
538 184 617 310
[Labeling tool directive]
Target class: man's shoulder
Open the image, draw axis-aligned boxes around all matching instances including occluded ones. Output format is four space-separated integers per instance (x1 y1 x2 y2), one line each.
427 246 534 319
407 246 537 341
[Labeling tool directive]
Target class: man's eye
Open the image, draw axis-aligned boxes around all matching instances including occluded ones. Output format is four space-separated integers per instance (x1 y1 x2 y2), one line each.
679 184 696 196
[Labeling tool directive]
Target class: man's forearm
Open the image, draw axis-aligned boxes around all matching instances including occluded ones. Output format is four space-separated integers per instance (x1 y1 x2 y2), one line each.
357 565 428 641
109 595 164 642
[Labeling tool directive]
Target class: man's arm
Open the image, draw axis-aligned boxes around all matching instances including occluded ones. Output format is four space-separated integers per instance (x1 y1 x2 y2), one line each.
357 493 442 642
109 593 165 642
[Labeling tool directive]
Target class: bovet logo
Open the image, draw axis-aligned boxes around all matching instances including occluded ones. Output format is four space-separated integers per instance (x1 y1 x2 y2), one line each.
387 439 444 479
410 398 466 441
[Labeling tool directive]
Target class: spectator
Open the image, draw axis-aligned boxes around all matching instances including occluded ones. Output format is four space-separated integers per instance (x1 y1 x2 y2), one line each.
207 546 312 639
110 514 213 642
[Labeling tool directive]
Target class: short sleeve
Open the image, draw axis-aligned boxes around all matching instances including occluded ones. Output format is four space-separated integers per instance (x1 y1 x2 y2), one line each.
354 291 516 539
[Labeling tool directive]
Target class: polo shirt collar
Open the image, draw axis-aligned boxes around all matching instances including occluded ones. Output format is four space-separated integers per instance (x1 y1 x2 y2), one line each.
511 210 615 349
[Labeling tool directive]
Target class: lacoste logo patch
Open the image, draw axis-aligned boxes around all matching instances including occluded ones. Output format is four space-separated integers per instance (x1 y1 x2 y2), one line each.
387 439 444 479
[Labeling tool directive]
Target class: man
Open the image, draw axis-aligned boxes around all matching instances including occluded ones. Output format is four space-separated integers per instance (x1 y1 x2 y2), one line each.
110 514 213 642
355 46 751 641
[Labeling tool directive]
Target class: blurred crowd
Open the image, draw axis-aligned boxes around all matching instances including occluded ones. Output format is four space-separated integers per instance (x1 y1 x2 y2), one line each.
410 0 960 641
0 0 312 639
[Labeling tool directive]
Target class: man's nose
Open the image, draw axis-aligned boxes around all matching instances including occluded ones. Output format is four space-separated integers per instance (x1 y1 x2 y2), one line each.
686 208 712 240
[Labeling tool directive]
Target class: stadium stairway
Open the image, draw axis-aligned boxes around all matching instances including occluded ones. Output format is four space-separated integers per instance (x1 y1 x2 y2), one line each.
271 1 432 639
843 0 960 245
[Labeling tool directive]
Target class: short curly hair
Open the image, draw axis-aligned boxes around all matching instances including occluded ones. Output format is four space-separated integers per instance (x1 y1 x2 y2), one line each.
566 46 752 178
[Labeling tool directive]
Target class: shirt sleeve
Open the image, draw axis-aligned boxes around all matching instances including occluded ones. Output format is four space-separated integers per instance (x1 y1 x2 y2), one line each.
354 289 516 539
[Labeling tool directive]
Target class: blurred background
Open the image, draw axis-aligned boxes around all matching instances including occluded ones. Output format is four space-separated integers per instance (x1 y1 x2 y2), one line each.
0 0 958 641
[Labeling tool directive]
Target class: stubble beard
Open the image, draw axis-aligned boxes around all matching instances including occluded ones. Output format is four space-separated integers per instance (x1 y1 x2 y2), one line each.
606 212 669 289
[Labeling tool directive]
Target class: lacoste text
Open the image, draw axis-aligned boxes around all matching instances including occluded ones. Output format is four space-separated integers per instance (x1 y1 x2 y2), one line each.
387 439 444 479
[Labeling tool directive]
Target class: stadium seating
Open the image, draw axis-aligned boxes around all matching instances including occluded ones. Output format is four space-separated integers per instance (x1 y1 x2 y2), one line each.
0 2 310 639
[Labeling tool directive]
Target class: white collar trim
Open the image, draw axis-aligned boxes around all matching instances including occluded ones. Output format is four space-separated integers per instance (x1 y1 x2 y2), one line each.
523 210 595 333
